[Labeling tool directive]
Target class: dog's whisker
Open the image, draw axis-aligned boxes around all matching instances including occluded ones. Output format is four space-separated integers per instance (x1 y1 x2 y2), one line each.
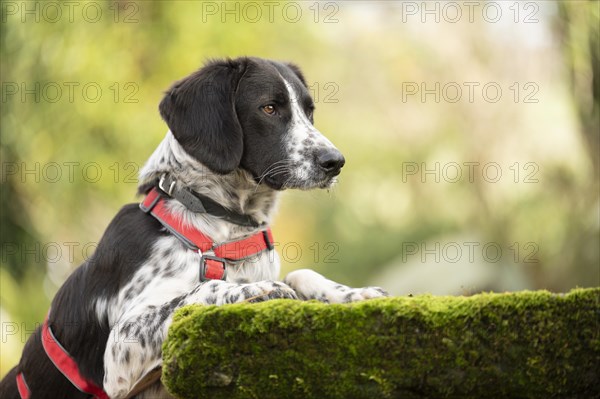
261 163 291 179
254 162 291 182
254 160 295 191
255 160 294 178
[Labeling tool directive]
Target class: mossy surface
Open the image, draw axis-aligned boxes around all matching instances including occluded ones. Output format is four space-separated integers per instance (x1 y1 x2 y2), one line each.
162 288 600 399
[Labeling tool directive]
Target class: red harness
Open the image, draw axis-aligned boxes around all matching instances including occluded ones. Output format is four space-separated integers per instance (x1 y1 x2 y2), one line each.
140 187 274 281
16 187 274 398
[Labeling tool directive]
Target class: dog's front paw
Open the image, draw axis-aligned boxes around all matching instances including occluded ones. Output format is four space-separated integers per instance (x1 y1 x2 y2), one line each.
229 281 299 303
188 280 298 305
284 269 389 303
336 286 389 303
236 281 298 303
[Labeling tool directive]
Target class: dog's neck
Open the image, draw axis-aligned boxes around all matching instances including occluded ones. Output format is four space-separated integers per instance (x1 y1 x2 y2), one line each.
139 131 280 242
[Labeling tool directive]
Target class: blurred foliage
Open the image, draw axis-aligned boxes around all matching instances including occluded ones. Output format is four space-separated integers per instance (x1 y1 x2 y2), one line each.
1 0 599 377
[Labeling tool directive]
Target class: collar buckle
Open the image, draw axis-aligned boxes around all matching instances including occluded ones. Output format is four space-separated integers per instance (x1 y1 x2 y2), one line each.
200 255 228 282
158 174 176 196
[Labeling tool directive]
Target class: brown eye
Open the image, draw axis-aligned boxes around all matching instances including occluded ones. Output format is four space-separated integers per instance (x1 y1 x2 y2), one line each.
262 105 275 115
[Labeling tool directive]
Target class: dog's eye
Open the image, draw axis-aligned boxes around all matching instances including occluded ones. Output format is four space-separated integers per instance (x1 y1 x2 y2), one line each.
262 105 276 115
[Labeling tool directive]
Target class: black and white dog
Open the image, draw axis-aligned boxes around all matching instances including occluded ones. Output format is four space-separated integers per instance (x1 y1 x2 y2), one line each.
0 57 387 399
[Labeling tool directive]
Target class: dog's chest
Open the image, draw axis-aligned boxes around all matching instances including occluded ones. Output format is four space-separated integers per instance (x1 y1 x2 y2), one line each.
104 235 280 326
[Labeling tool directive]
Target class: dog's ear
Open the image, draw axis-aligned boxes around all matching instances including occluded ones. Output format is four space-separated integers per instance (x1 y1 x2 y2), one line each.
159 59 248 174
285 62 307 87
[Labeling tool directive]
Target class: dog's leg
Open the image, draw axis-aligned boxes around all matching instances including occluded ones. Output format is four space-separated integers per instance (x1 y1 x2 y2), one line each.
103 279 297 398
284 269 388 303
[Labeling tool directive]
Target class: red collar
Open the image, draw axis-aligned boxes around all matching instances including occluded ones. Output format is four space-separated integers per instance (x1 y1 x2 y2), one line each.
140 187 274 281
16 313 110 399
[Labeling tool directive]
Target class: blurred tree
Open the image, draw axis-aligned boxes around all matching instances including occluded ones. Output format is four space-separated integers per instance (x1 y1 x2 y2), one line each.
551 1 600 288
559 1 600 178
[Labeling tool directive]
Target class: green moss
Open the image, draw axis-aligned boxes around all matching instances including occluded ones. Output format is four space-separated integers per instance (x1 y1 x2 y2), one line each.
162 288 600 398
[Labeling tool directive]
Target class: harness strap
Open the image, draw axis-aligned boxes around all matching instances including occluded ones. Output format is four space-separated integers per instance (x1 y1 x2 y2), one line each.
215 229 274 259
141 187 213 251
16 372 30 399
16 314 110 399
41 316 110 399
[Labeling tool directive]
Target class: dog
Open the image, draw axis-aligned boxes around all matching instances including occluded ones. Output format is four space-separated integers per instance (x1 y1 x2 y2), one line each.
0 57 387 399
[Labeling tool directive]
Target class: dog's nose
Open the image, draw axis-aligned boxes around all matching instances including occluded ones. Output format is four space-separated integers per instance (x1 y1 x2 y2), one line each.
316 148 345 176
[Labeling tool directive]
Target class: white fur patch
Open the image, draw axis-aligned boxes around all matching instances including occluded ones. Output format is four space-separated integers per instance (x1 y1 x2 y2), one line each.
284 269 388 303
282 79 338 185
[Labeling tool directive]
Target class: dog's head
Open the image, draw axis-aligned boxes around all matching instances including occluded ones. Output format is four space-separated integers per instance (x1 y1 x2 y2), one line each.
158 57 345 190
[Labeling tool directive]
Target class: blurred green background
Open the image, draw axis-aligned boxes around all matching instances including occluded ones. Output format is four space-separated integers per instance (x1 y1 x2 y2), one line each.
1 1 598 377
